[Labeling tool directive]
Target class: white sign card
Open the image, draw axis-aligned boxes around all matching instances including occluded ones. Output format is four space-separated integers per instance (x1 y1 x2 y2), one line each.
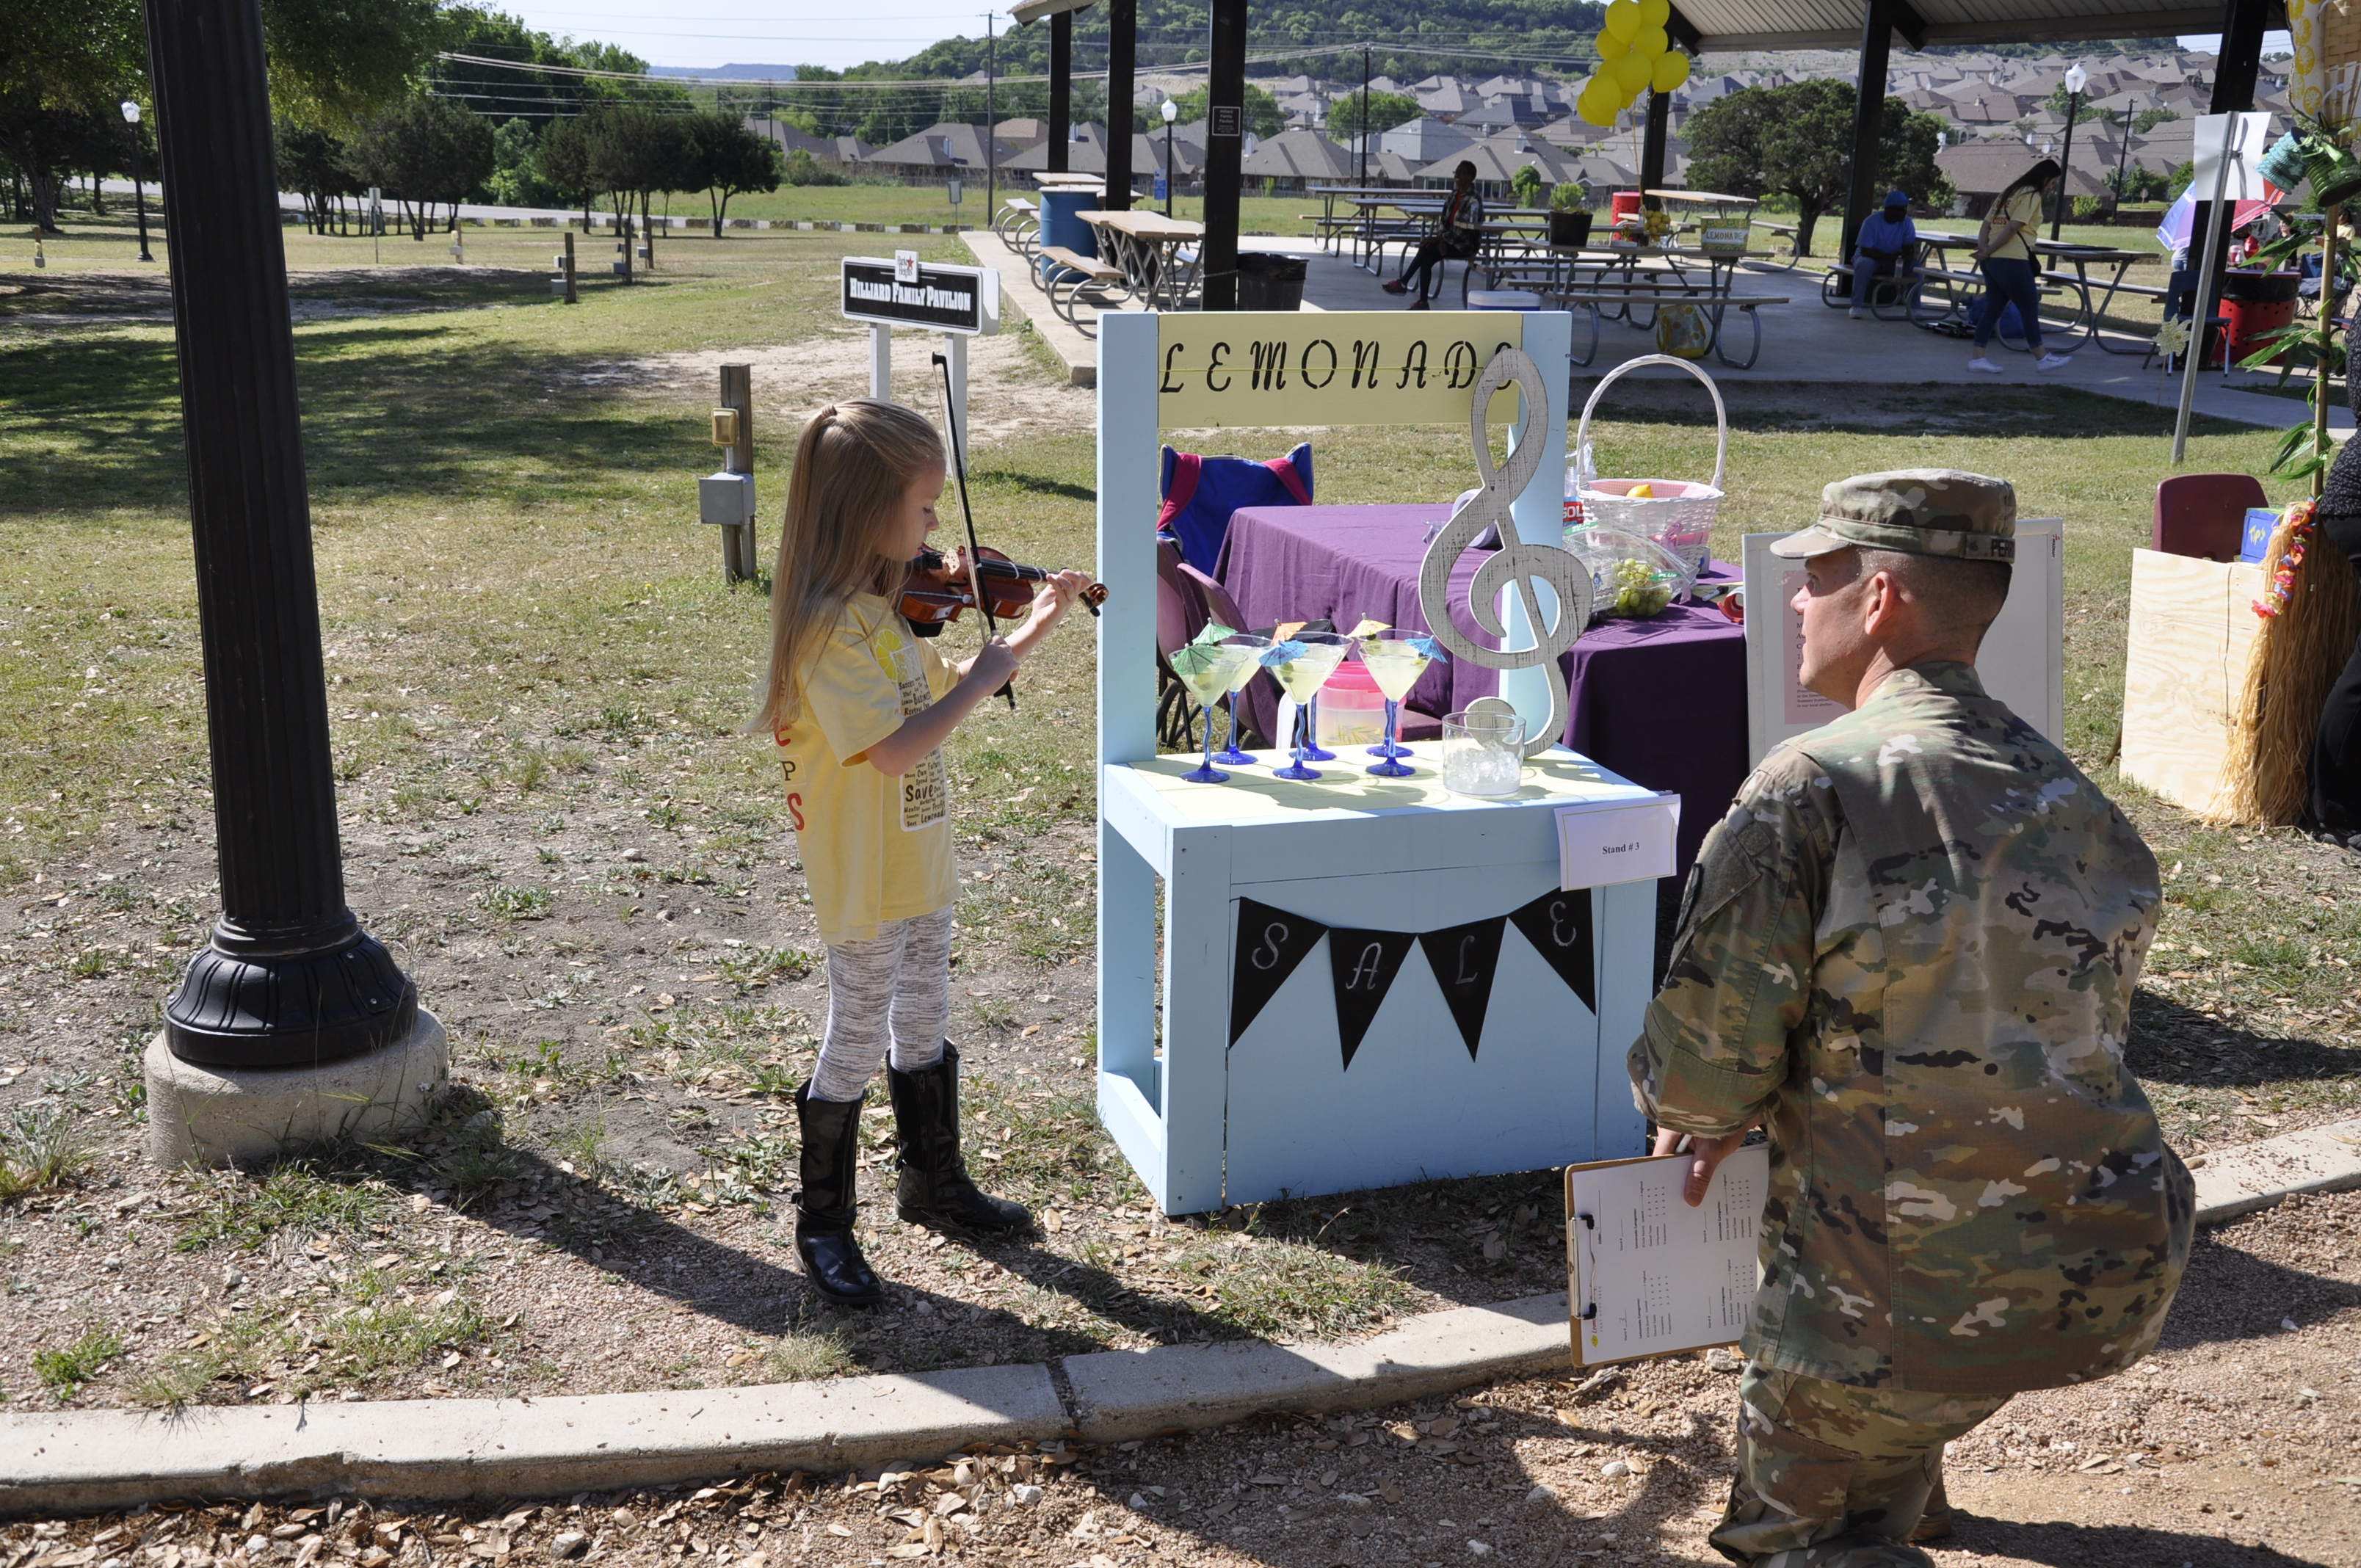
1741 519 2064 765
1565 1143 1768 1365
1556 796 1679 890
2191 112 2276 201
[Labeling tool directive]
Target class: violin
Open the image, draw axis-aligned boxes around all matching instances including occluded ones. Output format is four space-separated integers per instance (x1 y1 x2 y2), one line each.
898 545 1108 637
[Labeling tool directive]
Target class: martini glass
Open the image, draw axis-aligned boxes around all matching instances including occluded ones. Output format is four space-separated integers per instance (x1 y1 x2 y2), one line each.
1173 641 1261 783
1214 634 1271 765
1267 634 1351 781
1296 631 1350 761
1354 630 1433 778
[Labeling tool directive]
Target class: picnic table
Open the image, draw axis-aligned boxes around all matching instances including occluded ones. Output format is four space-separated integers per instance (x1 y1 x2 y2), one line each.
1080 208 1204 310
1871 230 2154 352
1214 502 1749 878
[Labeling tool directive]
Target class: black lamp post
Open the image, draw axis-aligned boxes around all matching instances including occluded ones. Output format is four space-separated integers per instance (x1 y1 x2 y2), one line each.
142 0 416 1070
1161 97 1178 217
2051 61 2087 241
120 98 153 263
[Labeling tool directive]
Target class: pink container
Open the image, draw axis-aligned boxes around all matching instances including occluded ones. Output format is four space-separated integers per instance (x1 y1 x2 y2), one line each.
1316 657 1388 747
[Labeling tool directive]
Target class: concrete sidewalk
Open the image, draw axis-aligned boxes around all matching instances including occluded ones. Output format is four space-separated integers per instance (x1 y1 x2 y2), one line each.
4 1115 2352 1517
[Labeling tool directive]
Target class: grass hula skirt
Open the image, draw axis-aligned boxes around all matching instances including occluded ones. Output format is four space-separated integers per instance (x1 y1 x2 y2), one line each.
2206 497 2361 825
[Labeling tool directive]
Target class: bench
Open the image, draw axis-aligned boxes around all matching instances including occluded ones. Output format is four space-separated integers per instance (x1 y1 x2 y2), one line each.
1821 259 1929 318
1551 290 1790 370
995 197 1040 255
1037 245 1128 333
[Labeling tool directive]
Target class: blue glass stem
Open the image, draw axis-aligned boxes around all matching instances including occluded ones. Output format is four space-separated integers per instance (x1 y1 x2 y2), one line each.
1366 697 1412 777
1302 694 1336 761
1216 689 1253 764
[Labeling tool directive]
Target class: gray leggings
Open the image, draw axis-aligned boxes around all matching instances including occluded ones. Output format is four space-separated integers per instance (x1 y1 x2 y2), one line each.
809 906 953 1102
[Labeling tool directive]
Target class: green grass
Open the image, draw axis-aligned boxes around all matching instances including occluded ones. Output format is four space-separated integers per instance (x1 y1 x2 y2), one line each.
132 1272 492 1409
34 1327 123 1395
175 1164 390 1252
764 1324 860 1382
0 1105 97 1199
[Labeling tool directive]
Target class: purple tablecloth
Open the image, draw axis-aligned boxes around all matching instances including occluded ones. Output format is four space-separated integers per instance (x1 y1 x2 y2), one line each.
1216 502 1749 875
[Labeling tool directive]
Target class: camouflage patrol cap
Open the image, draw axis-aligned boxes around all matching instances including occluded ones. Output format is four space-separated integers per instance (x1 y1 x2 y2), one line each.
1768 468 2017 562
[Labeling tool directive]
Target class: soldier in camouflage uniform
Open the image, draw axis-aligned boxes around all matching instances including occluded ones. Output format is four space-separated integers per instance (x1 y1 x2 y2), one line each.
1628 471 2194 1567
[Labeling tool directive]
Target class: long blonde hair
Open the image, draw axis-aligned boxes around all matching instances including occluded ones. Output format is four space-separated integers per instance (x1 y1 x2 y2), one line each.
753 399 945 735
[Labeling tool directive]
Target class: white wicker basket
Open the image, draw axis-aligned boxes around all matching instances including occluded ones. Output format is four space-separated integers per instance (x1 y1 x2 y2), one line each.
1573 354 1730 577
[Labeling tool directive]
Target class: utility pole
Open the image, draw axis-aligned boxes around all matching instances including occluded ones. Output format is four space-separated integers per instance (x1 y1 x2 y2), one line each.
984 12 998 224
1361 44 1371 188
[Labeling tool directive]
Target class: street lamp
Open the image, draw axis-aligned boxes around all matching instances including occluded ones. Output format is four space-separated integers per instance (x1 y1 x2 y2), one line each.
120 99 153 263
2052 61 2087 239
1161 97 1178 217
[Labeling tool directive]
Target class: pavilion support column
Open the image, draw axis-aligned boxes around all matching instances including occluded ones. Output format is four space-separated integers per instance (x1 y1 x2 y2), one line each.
1103 0 1135 209
1838 0 1895 264
1202 0 1247 308
139 0 435 1165
2189 0 2274 318
1639 87 1670 195
1049 10 1072 173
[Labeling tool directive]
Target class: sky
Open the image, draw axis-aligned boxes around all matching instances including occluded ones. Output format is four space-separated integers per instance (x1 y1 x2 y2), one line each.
488 1 1004 72
478 4 2285 76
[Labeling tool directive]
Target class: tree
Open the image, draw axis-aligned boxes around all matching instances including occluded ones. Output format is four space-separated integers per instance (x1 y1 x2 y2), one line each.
686 112 781 236
355 94 496 239
584 104 694 268
783 147 846 186
1686 81 1950 256
537 113 595 228
2133 106 2181 134
278 119 358 232
490 116 565 208
1330 89 1420 140
262 0 440 131
1138 84 1283 137
0 0 143 232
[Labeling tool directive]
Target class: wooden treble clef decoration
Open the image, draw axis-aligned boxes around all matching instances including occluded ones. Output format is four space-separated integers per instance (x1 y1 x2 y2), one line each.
1415 346 1591 759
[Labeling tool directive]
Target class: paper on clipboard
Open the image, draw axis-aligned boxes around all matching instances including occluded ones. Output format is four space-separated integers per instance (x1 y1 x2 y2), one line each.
1564 1144 1768 1365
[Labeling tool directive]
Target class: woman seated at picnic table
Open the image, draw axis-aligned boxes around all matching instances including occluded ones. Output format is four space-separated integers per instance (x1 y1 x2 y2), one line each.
1382 160 1483 311
1847 188 1920 319
1968 158 2072 374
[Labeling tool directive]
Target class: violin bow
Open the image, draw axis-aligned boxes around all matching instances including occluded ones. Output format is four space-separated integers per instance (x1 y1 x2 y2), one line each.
933 351 1015 709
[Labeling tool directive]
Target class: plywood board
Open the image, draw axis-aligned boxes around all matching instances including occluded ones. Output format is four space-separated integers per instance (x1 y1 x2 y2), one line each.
2119 548 2266 813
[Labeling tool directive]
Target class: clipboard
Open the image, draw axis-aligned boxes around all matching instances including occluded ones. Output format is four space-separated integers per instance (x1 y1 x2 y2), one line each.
1564 1144 1769 1366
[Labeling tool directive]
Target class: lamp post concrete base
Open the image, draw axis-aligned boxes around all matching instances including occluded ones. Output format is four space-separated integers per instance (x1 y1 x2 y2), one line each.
144 1009 449 1169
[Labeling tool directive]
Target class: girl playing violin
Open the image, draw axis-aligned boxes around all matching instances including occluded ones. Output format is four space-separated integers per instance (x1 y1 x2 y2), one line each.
753 397 1089 1304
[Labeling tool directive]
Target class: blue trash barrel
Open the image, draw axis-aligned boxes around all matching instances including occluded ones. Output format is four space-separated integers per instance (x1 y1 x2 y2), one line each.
1037 188 1103 283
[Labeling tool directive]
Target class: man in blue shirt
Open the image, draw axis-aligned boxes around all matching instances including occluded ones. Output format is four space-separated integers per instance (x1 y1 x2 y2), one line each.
1850 189 1920 319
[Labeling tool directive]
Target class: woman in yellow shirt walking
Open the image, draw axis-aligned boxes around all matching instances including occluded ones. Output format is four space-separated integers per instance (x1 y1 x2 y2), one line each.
755 399 1089 1304
1968 159 2071 374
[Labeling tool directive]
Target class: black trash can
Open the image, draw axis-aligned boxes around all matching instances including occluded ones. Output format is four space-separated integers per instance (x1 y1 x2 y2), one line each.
1234 252 1307 311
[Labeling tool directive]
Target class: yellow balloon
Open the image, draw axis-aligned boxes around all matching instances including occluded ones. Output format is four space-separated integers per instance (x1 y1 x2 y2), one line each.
1595 28 1628 59
1603 0 1642 41
1639 0 1671 24
1578 95 1617 127
1632 25 1668 58
1609 51 1652 94
1650 49 1691 92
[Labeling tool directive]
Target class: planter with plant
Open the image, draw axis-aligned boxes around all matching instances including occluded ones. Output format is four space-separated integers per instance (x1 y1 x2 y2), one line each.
1548 182 1591 247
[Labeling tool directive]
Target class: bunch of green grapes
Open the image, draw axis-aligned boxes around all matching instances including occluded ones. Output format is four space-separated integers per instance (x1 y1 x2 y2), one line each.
1606 556 1672 618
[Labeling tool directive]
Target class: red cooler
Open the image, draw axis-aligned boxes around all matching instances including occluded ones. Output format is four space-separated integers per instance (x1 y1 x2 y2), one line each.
2222 269 2302 368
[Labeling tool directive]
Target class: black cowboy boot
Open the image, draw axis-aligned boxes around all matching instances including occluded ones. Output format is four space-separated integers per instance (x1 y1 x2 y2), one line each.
793 1083 885 1304
887 1042 1031 1233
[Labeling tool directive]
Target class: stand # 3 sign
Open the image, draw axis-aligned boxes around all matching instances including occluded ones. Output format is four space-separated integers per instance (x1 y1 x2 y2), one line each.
1156 310 1522 426
841 255 1001 335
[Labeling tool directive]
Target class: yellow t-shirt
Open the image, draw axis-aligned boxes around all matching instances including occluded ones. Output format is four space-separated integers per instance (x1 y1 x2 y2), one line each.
1981 189 2042 263
775 593 957 945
